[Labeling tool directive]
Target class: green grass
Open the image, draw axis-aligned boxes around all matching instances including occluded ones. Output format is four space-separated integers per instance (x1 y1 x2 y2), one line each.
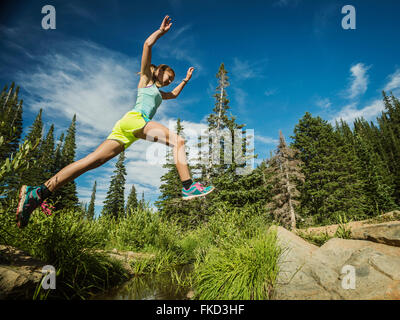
192 228 281 300
296 230 333 246
0 200 128 299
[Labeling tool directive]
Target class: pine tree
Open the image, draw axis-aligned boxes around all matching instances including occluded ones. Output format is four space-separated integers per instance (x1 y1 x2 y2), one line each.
0 83 24 197
56 115 79 210
102 151 127 219
0 83 23 161
353 131 399 215
325 119 369 221
125 184 138 216
138 191 146 211
87 180 97 220
47 132 64 207
198 63 231 183
23 109 44 186
155 118 187 220
265 131 305 229
376 92 400 203
196 63 256 216
290 112 368 225
156 118 210 227
38 124 55 182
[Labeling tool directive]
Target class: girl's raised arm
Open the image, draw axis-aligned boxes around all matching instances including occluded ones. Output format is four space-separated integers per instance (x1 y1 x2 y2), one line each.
140 15 172 79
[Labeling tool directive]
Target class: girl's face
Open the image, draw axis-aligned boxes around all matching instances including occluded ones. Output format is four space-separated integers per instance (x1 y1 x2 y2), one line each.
156 68 175 87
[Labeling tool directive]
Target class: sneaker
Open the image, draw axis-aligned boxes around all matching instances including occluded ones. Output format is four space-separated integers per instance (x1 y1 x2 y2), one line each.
182 182 215 200
16 185 54 228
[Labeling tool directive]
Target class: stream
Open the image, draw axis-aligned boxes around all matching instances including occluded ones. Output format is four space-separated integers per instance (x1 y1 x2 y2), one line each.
91 264 193 300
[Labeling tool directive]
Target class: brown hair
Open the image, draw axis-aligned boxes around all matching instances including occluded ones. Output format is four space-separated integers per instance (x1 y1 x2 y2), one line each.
137 64 175 82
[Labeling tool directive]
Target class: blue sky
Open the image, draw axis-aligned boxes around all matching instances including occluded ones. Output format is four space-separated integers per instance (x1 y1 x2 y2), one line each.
1 0 400 217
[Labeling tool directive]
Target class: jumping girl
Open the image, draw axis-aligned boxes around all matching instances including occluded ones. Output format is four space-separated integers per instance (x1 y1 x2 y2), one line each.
16 15 215 228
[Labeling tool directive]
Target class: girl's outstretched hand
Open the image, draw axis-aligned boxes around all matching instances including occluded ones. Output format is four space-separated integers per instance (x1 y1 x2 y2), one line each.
185 67 195 81
159 15 172 34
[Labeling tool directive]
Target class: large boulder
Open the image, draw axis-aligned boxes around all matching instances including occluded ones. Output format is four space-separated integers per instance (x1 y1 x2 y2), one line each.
296 211 400 238
0 245 45 299
351 221 400 247
272 226 400 300
272 226 333 299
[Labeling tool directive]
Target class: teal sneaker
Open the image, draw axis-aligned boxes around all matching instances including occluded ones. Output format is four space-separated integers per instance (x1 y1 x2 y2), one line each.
182 182 215 200
16 185 54 228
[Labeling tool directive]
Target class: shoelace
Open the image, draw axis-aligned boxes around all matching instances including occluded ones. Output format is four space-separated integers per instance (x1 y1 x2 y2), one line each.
40 200 54 216
195 183 205 192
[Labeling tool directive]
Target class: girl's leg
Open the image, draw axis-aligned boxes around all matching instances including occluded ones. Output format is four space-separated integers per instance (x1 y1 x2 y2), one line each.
133 121 190 181
44 139 124 192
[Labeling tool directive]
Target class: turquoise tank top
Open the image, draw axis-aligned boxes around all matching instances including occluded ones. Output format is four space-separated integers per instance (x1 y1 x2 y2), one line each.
132 83 163 122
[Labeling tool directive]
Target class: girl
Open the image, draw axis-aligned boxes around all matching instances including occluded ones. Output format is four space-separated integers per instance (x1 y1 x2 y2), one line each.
16 15 215 228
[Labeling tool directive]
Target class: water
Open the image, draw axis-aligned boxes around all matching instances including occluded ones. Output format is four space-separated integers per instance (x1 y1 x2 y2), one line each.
91 264 193 300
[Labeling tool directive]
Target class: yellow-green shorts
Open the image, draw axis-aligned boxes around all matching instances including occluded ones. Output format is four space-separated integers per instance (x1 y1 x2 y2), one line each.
107 110 150 150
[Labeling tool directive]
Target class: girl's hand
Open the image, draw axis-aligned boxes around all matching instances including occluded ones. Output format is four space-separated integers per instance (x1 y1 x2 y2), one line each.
185 67 195 81
159 15 172 34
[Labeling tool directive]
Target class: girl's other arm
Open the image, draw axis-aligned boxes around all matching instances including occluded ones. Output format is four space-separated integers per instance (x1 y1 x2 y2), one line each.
160 67 194 99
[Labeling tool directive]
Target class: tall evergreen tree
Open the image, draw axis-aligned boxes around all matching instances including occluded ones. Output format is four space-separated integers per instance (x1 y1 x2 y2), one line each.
375 92 400 203
23 109 44 186
125 184 138 216
138 191 146 211
38 124 55 182
353 131 398 215
0 83 23 161
265 131 305 230
0 83 24 197
55 115 79 210
87 180 97 220
155 118 187 218
290 112 369 225
102 151 127 219
197 63 231 183
47 132 64 207
196 63 256 217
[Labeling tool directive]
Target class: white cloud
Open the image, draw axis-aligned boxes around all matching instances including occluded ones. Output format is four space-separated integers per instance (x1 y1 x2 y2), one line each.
16 40 138 157
316 97 332 109
347 63 370 99
234 87 247 108
384 69 400 93
169 24 192 41
273 0 301 7
328 99 384 125
255 135 279 145
231 57 268 80
264 89 278 97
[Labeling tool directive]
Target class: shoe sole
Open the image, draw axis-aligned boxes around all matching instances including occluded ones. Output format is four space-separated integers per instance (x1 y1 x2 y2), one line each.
16 185 27 228
182 187 215 200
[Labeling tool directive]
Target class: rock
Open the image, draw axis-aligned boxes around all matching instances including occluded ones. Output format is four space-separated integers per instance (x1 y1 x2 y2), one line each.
272 227 400 300
351 221 400 247
296 211 400 238
272 226 318 281
186 290 195 299
93 249 156 276
273 226 335 299
0 245 46 299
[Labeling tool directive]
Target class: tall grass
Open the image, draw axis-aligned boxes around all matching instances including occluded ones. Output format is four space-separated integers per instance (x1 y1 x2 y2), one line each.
192 228 281 300
0 199 128 299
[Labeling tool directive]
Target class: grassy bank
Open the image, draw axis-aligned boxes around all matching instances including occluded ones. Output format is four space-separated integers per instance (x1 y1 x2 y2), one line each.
1 199 282 300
